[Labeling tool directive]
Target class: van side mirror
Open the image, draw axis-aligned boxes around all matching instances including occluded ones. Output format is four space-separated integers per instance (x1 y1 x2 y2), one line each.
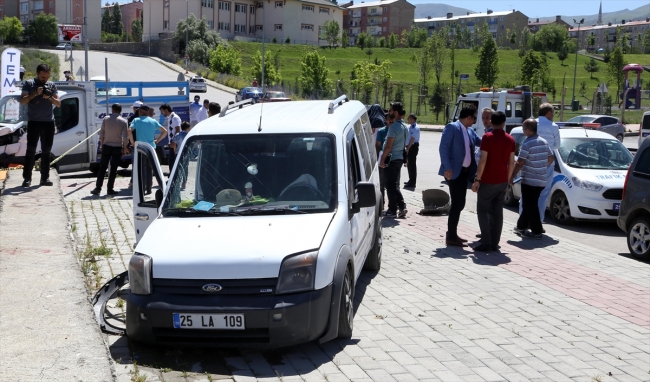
155 189 164 208
352 182 376 213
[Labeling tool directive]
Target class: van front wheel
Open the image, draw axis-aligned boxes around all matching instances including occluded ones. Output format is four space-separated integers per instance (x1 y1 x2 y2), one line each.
337 266 354 338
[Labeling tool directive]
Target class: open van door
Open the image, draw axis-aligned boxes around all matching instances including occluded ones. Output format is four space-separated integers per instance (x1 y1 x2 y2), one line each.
133 142 166 244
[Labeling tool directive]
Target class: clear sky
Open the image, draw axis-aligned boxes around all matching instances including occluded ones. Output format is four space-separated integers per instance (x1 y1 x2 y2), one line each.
407 0 650 19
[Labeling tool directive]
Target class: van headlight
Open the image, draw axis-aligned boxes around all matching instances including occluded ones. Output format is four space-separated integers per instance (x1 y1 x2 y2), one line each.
572 177 603 191
276 252 317 294
129 253 152 295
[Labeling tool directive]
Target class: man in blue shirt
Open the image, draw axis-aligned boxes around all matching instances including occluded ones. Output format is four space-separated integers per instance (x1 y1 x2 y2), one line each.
375 112 393 212
189 95 202 127
379 102 408 218
404 113 420 188
128 104 167 194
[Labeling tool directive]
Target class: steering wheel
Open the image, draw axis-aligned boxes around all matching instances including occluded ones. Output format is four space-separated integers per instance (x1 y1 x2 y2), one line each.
278 184 325 201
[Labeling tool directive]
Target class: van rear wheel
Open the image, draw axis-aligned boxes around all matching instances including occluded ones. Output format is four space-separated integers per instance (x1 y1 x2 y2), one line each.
337 266 354 338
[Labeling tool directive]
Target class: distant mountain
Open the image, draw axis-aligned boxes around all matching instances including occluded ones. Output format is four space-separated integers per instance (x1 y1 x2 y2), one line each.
414 4 474 20
534 4 650 26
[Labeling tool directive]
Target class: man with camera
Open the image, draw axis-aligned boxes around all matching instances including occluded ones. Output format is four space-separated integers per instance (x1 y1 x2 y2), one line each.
19 63 61 187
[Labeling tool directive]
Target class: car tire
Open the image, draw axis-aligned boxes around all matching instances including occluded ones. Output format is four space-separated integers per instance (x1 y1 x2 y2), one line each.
363 217 382 271
616 133 624 142
337 266 354 339
551 191 576 225
504 184 518 207
627 216 650 260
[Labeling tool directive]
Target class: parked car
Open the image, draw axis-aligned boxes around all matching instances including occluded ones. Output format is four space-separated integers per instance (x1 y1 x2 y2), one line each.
509 127 634 225
639 111 650 148
597 48 605 53
90 76 119 96
617 138 650 260
115 96 383 347
258 91 291 103
235 87 263 103
55 43 72 50
188 76 207 92
561 115 626 142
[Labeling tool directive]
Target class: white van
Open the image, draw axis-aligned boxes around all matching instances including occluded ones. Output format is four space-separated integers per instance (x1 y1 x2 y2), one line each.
640 111 650 148
124 96 382 347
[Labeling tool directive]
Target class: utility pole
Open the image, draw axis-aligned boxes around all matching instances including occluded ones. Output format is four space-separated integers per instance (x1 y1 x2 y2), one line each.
83 0 89 81
571 18 584 111
185 0 189 70
148 1 151 56
261 3 265 90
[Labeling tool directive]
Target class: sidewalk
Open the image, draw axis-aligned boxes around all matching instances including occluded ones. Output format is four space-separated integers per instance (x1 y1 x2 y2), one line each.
0 170 114 381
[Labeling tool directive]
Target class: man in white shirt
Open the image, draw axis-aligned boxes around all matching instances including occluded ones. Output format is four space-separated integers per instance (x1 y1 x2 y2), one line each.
198 99 209 122
159 103 181 173
189 95 202 127
521 103 560 225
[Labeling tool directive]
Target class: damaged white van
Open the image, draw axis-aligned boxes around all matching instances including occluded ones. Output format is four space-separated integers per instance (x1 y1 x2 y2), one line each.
96 96 383 347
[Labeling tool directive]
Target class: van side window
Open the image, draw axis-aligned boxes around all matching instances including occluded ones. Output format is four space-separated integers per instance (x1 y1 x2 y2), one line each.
505 102 512 118
54 98 79 133
633 148 650 177
348 137 362 206
491 101 498 110
514 102 523 118
354 119 372 179
362 117 377 164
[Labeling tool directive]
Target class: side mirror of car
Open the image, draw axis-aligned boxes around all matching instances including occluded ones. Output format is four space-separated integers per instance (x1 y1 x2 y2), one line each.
351 182 376 214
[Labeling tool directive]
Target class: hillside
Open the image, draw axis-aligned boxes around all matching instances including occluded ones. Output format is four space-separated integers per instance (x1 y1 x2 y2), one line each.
535 4 650 26
414 3 473 19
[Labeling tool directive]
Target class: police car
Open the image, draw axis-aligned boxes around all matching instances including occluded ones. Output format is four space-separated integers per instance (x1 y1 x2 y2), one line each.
189 76 207 92
510 127 634 224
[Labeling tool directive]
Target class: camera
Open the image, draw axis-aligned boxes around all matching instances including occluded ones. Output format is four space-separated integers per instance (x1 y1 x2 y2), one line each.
41 83 54 97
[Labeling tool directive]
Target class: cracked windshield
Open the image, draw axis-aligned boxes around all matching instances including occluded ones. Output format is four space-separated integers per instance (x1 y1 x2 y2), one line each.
558 138 633 170
163 134 336 215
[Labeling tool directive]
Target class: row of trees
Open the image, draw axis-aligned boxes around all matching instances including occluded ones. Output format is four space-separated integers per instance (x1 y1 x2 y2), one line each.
101 2 143 42
0 13 59 45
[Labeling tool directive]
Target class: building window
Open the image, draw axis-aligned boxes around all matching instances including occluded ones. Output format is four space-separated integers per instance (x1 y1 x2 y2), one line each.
256 25 263 31
249 25 255 34
20 3 28 12
163 20 169 29
383 17 387 22
275 24 282 31
235 4 246 13
49 1 54 8
202 0 214 8
383 26 387 31
369 7 377 14
500 16 504 21
257 3 263 8
383 7 387 12
219 1 230 11
218 22 230 31
318 26 325 38
319 7 329 14
302 4 313 11
33 1 43 11
207 20 214 29
235 24 246 32
250 5 255 14
301 24 314 31
275 1 282 8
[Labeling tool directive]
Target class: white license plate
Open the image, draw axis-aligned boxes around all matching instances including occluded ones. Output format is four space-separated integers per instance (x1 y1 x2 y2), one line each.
613 203 620 211
172 313 245 330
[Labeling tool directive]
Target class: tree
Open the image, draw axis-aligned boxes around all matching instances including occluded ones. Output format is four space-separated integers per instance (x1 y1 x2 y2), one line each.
510 24 517 45
587 33 596 51
175 15 226 55
188 40 210 66
377 37 386 47
520 50 545 86
252 50 281 86
350 61 374 103
394 84 404 103
356 32 368 49
101 6 112 33
111 3 124 36
27 13 58 45
429 82 447 122
406 27 428 48
584 58 600 79
399 29 409 47
519 26 531 57
0 17 24 44
369 60 392 104
643 30 650 53
131 18 143 42
321 20 340 48
341 30 349 48
475 29 499 88
531 23 568 52
387 33 398 49
429 31 447 84
557 42 569 65
209 44 242 76
608 46 626 97
299 51 331 98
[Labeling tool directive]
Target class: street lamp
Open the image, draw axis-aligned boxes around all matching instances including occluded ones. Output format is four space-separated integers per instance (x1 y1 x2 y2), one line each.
571 18 585 111
185 0 189 70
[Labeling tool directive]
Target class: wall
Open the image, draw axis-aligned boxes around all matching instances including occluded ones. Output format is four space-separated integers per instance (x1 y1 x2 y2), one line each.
88 38 178 63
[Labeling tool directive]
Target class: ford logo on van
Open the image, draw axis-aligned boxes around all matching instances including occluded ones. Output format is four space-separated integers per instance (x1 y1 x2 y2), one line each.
202 284 223 292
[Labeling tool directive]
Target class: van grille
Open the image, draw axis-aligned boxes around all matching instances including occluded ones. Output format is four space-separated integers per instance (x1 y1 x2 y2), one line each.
152 278 278 295
602 189 623 200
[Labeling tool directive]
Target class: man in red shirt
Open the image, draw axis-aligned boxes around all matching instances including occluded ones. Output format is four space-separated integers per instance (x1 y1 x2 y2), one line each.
471 111 516 252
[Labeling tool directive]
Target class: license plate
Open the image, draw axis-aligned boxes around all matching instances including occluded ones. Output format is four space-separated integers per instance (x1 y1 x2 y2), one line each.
172 313 245 330
643 132 650 137
613 203 620 211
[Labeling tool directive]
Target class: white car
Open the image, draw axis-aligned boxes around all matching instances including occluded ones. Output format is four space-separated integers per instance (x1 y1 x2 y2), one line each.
189 76 207 92
640 111 650 148
509 127 634 224
55 43 71 50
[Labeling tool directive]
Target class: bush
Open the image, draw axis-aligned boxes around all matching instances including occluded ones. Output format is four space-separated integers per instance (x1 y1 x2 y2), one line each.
20 49 59 80
101 32 122 43
187 40 211 66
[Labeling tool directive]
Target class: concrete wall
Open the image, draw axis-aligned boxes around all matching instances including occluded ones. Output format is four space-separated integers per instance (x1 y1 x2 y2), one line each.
88 38 178 63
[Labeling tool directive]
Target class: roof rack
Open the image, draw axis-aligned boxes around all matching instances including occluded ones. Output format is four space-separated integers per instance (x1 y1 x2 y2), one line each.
219 98 255 117
328 95 349 114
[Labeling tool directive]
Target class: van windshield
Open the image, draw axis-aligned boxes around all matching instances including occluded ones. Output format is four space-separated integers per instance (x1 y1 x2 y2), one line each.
163 133 337 216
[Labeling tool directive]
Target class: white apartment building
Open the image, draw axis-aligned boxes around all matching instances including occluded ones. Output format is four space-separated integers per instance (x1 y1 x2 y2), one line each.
143 0 343 45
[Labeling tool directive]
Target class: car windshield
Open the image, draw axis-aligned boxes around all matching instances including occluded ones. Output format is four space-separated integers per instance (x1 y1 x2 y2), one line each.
558 138 633 170
0 95 27 124
163 133 337 216
567 116 597 123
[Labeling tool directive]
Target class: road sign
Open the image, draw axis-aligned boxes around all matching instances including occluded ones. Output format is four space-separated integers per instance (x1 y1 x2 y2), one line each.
597 82 608 93
460 74 469 81
76 66 85 77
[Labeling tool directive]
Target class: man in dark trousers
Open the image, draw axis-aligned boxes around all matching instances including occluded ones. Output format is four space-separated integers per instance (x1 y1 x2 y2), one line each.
379 102 409 218
471 111 516 252
509 119 554 240
91 104 129 195
439 104 481 247
19 63 61 187
404 113 420 188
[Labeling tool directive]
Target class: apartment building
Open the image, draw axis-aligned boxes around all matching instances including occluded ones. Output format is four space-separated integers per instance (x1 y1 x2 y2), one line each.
413 9 528 48
143 0 343 45
102 1 144 37
527 16 570 33
571 18 650 51
8 0 101 41
341 0 414 45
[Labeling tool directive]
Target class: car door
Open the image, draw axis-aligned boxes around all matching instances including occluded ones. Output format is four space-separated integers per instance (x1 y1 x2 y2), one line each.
133 142 166 244
346 129 367 273
50 92 89 171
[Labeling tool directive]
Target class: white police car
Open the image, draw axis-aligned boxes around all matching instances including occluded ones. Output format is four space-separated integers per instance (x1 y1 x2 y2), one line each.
189 76 207 92
510 127 634 224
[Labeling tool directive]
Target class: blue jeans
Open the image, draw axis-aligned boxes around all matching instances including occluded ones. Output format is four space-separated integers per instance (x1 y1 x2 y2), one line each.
519 165 553 223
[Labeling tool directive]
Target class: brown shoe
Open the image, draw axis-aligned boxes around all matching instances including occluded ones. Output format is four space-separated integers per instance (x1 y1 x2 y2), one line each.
446 238 468 247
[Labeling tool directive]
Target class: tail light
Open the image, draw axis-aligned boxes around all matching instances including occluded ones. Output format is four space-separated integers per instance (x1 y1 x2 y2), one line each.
622 165 632 201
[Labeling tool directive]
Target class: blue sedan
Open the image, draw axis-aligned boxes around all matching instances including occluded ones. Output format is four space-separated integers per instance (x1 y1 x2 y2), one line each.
235 87 263 103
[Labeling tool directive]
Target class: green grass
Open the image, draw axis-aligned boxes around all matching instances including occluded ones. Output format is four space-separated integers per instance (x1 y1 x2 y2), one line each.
18 49 60 80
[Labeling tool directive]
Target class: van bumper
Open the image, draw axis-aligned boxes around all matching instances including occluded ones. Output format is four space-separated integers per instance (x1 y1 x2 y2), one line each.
125 283 332 348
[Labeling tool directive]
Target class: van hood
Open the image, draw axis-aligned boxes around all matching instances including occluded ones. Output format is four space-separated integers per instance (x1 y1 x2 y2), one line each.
135 213 335 279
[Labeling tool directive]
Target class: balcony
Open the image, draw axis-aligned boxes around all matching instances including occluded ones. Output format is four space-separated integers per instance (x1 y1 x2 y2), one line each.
352 11 361 17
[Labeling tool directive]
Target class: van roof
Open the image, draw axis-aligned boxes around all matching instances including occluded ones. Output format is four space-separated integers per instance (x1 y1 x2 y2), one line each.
190 99 365 137
510 126 618 139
